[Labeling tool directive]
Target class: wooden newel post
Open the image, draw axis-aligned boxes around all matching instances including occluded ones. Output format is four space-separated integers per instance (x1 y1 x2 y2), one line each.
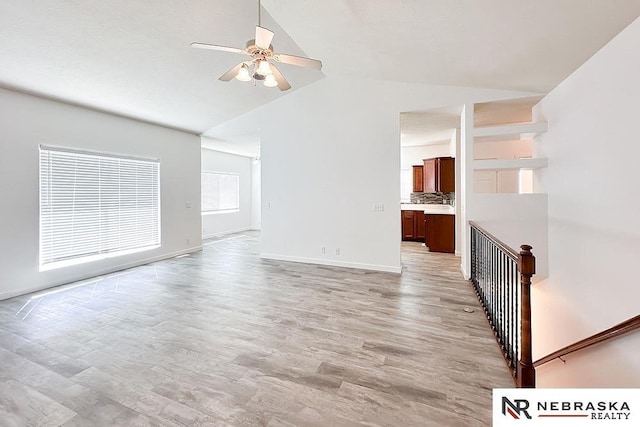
517 244 536 387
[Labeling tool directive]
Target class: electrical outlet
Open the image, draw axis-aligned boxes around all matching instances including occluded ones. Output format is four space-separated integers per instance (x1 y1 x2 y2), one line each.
185 201 192 208
335 248 340 255
321 247 326 254
372 203 384 212
186 238 191 245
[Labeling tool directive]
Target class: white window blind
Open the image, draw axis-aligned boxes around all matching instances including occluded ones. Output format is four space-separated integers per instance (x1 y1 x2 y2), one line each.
201 172 239 213
39 146 160 269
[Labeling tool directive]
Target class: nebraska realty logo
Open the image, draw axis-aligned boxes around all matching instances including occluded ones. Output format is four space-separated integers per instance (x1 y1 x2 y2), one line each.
493 389 640 426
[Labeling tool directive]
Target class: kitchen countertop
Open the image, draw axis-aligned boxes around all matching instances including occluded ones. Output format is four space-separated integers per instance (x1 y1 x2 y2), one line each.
400 203 455 215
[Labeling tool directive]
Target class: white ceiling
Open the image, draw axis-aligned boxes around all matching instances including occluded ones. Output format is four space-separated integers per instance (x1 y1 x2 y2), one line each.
0 1 639 141
264 0 640 92
0 0 323 134
400 107 462 147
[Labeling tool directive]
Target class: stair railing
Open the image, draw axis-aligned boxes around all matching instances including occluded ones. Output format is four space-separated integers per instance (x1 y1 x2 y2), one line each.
469 221 535 387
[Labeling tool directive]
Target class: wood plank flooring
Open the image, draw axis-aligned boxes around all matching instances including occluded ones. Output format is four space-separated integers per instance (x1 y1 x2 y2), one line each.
0 232 513 426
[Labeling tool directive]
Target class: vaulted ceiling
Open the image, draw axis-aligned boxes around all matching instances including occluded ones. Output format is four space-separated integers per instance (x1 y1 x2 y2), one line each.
1 1 639 136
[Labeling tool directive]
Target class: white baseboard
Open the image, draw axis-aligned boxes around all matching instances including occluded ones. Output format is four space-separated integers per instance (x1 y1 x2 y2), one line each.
202 227 251 240
0 245 203 301
260 253 402 274
460 262 469 279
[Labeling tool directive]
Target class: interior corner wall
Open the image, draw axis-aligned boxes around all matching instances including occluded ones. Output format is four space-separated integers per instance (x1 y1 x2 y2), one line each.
201 148 253 238
0 88 202 300
532 16 640 387
459 104 474 278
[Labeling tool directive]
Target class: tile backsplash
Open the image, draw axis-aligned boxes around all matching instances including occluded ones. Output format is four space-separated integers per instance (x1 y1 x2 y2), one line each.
409 192 455 206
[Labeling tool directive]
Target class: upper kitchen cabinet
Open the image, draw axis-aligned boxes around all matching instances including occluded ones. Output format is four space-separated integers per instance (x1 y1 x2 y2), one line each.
423 157 455 193
412 165 423 192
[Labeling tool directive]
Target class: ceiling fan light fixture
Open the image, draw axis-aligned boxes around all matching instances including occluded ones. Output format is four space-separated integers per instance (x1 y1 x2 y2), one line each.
235 64 251 81
191 0 322 91
263 74 278 88
257 60 272 76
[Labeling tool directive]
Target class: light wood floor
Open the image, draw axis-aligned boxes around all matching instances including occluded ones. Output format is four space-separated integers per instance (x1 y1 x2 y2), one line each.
0 232 513 426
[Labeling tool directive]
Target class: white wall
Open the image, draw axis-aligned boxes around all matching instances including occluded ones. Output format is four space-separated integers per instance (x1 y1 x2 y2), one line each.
474 139 532 160
201 145 253 238
251 158 261 230
208 77 535 274
532 17 640 386
0 88 201 300
460 104 474 277
470 193 548 280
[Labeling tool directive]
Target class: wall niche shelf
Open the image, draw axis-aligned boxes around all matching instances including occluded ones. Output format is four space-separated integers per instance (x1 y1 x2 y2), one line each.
474 122 547 143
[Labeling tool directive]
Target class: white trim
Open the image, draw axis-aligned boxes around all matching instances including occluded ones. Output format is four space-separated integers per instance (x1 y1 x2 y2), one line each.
39 244 161 271
0 246 202 301
473 121 547 138
40 144 160 163
473 157 548 170
460 262 469 279
202 209 240 216
260 253 402 274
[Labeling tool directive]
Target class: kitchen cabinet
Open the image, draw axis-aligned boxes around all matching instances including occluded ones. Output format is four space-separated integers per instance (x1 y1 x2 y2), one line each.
412 165 423 192
423 157 455 193
401 210 426 242
425 214 455 253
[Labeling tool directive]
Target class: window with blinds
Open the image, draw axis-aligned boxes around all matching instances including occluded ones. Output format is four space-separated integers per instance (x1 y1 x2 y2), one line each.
201 172 239 213
39 146 160 270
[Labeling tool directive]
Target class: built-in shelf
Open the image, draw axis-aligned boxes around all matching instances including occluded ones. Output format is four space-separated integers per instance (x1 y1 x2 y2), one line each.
474 122 547 142
474 157 548 170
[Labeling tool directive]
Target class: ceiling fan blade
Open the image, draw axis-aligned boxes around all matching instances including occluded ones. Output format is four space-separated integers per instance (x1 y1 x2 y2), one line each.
219 62 246 82
255 26 274 49
191 42 246 55
269 64 291 91
272 53 322 70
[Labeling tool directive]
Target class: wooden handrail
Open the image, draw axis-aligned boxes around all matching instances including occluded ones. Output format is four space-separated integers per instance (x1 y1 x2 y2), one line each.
534 314 640 367
468 220 518 260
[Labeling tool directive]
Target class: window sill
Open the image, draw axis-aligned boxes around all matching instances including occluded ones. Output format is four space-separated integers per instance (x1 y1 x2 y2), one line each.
202 209 240 216
40 244 160 272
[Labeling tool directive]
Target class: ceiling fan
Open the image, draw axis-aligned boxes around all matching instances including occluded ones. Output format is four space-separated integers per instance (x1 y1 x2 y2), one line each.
190 0 322 91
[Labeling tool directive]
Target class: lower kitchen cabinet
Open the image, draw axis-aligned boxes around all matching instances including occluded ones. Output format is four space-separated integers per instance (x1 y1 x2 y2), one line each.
425 214 455 253
401 210 426 242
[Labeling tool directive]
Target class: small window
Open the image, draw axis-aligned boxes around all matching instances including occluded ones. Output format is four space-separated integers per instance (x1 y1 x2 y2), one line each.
201 172 239 213
39 146 160 270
